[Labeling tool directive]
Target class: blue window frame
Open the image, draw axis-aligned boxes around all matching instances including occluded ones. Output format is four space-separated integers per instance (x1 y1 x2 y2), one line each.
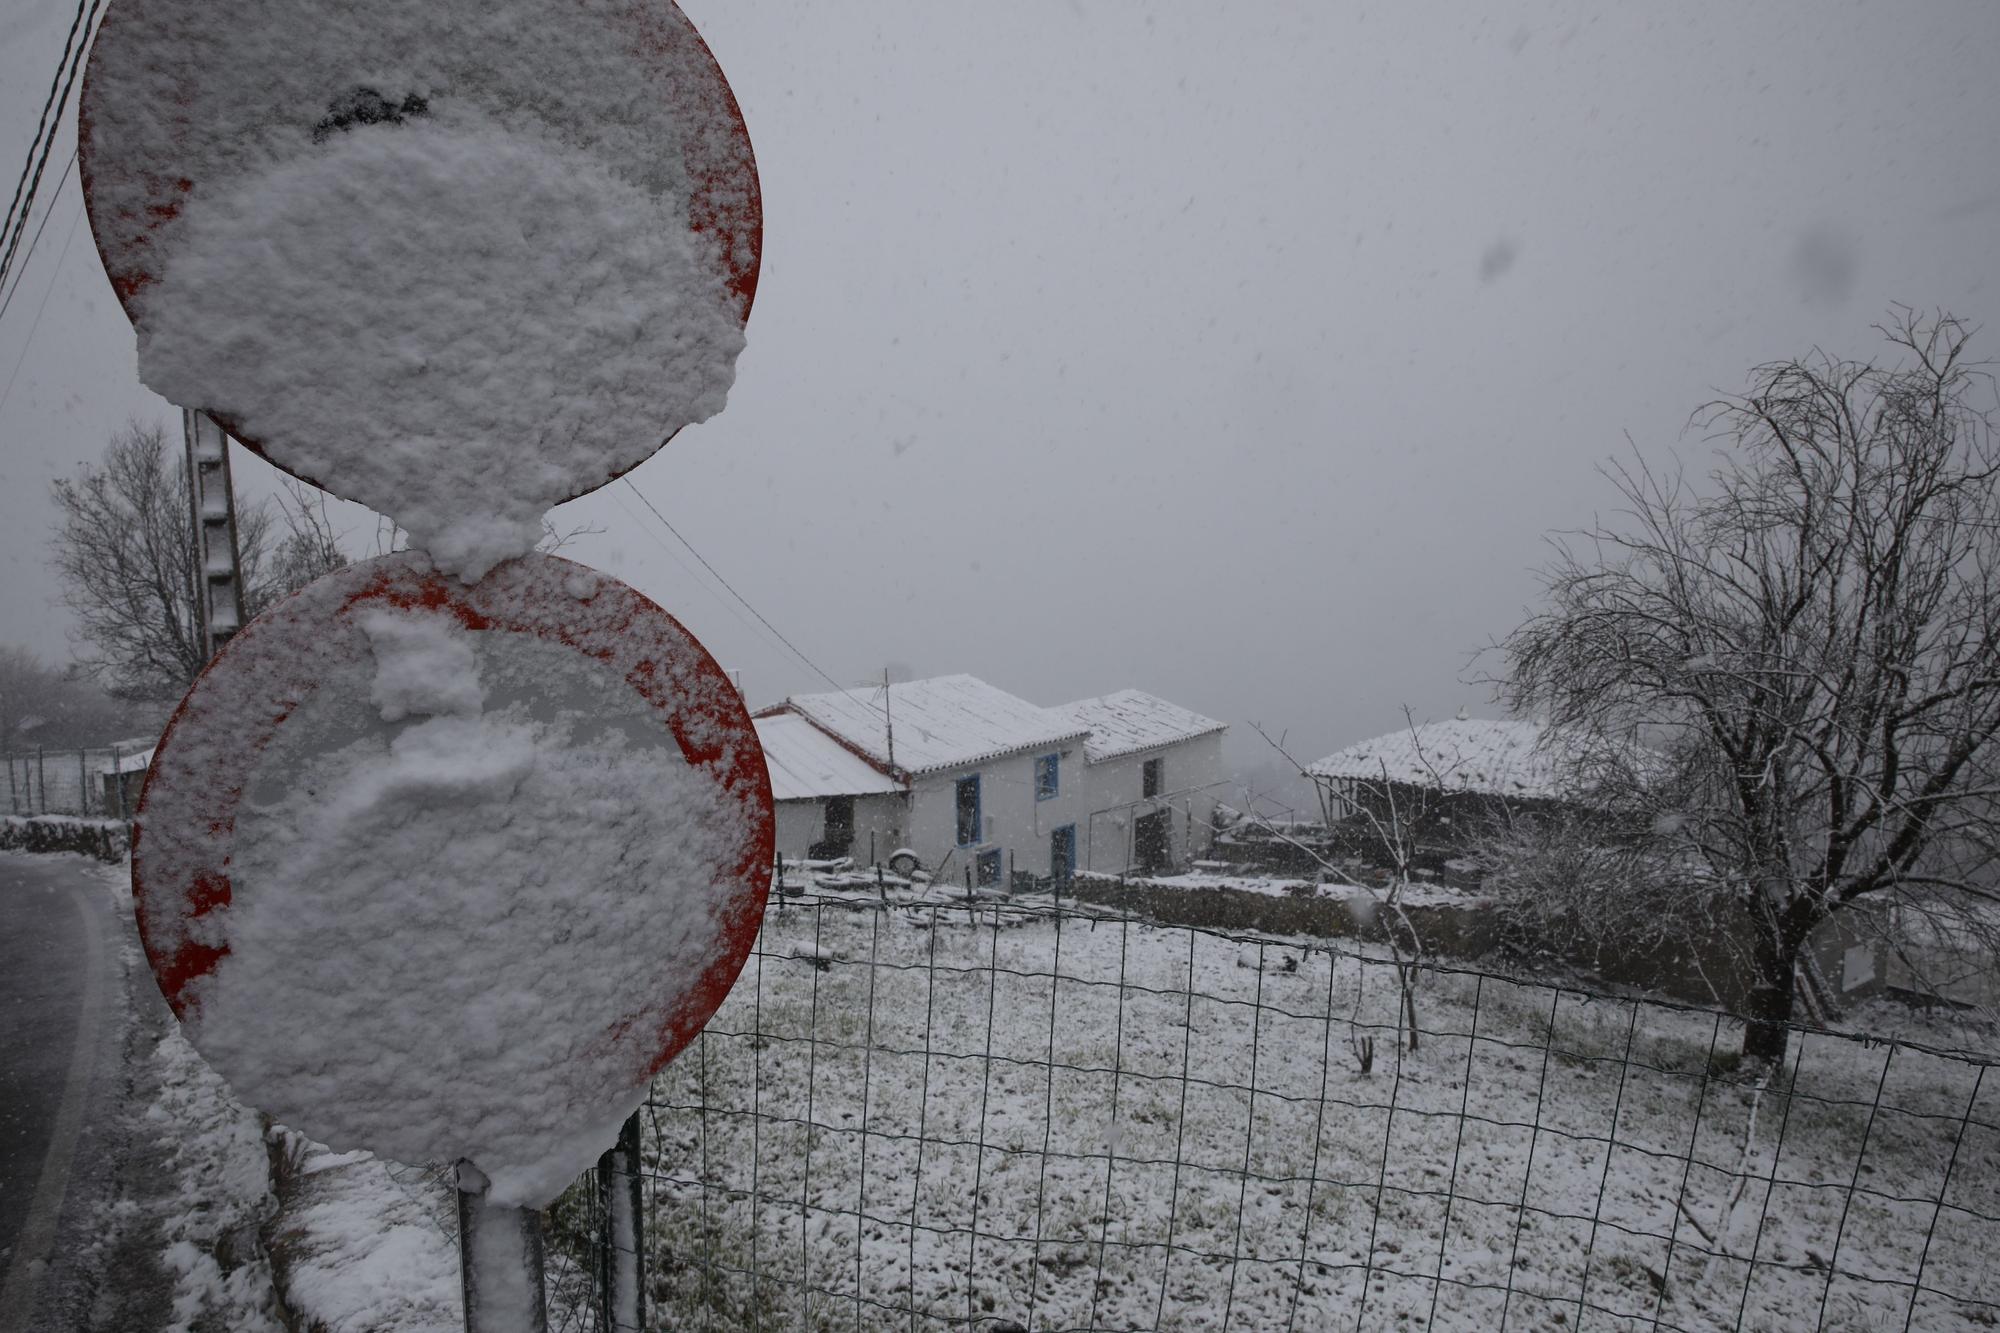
955 774 982 846
976 848 1003 887
1034 753 1060 801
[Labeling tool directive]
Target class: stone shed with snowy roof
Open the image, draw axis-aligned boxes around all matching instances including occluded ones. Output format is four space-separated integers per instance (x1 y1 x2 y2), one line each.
754 675 1228 882
1308 715 1651 847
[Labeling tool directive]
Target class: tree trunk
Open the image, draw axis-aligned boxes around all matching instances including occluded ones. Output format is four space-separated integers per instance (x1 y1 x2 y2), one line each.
1741 904 1812 1065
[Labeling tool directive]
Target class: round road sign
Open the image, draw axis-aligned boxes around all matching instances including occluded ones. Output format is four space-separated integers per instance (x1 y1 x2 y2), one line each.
133 553 773 1205
78 0 763 579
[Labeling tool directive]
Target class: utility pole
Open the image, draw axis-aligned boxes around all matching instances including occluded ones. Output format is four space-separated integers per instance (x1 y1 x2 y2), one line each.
183 409 248 660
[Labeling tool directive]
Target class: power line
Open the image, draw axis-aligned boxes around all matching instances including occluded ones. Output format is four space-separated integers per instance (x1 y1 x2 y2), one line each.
619 476 885 716
0 181 83 418
603 486 810 668
0 152 75 330
0 0 91 245
0 0 104 301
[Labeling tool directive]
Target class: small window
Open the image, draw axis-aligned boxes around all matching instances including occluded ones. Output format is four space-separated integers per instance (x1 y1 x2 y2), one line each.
1034 753 1059 801
976 848 1003 887
955 774 982 846
1142 757 1163 798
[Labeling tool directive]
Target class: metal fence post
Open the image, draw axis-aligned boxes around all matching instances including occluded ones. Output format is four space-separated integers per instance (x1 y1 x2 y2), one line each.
79 750 90 816
597 1111 646 1331
37 746 46 814
456 1161 548 1333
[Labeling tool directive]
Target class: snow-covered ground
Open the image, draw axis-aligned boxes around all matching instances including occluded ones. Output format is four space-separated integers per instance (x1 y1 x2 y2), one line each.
138 874 1995 1331
612 894 2000 1331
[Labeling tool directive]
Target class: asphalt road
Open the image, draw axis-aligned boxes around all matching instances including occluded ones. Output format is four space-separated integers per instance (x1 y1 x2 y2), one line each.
0 853 119 1331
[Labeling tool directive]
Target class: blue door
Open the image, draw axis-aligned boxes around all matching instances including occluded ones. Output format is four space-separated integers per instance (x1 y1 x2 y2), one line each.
1050 824 1076 882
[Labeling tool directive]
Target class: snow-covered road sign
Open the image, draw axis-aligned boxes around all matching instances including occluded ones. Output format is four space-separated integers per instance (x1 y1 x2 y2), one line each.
131 553 775 1208
78 0 764 580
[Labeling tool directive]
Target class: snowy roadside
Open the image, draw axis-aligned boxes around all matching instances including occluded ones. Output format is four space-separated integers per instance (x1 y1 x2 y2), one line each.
142 1032 286 1332
104 851 288 1333
140 984 463 1333
4 848 455 1330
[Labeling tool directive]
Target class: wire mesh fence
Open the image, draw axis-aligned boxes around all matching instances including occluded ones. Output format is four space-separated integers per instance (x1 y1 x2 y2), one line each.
2 745 141 817
548 888 2000 1332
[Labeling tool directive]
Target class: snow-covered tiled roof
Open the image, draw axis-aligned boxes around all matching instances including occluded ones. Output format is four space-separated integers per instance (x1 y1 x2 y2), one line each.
753 713 905 803
777 674 1086 777
1055 689 1227 764
1308 717 1649 801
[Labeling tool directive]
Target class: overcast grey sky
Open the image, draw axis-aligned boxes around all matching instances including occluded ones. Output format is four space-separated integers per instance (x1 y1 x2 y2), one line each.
3 1 1998 783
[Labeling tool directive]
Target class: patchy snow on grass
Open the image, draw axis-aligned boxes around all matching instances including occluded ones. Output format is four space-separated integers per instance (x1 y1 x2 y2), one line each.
609 898 2000 1331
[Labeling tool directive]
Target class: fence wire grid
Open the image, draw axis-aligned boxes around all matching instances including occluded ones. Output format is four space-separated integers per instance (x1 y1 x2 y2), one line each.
547 888 2000 1332
3 746 138 818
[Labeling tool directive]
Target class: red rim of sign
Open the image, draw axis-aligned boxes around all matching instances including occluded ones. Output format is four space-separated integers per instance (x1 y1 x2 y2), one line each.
130 552 775 1084
77 0 762 499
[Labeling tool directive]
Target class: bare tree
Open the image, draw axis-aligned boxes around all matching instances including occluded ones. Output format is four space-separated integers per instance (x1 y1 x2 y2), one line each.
268 477 351 594
1502 310 2000 1062
1250 716 1435 1055
1471 804 1750 1010
48 421 341 699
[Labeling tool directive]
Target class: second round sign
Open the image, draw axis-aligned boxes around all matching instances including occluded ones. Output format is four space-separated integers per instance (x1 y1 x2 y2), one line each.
132 553 773 1207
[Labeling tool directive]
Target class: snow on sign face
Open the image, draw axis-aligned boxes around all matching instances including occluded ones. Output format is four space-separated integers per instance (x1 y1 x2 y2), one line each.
78 0 761 581
131 553 774 1207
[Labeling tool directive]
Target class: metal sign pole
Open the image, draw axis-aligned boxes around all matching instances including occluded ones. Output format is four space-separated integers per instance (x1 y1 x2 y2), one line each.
597 1112 647 1330
182 408 248 659
457 1162 549 1333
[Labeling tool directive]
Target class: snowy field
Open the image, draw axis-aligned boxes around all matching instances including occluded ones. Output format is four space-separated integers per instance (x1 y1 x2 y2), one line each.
593 892 2000 1332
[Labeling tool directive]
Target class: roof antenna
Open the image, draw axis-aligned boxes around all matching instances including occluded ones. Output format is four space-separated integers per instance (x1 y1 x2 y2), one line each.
884 667 896 773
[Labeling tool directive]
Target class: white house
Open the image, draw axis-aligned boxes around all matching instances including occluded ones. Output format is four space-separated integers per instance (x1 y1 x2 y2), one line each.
1052 689 1229 875
754 711 905 862
754 675 1227 884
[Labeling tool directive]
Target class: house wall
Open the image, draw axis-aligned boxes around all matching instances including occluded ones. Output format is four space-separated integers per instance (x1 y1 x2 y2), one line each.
901 743 1104 881
777 732 1229 882
771 792 908 863
1073 731 1227 875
